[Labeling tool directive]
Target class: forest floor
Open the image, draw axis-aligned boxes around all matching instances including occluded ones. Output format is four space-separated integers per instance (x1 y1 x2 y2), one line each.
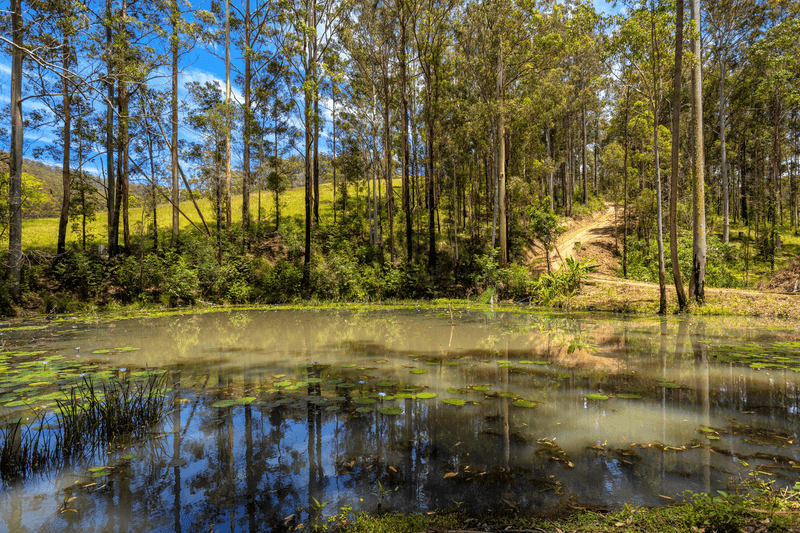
539 203 800 320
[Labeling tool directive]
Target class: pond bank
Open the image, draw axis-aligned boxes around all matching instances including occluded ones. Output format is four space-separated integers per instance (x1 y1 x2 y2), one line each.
338 490 800 533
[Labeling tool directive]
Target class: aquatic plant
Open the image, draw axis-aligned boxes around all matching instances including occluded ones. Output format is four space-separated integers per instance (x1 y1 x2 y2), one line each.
1 371 169 482
0 412 59 481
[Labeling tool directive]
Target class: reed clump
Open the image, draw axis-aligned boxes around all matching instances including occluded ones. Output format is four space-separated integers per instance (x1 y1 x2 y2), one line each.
0 371 169 482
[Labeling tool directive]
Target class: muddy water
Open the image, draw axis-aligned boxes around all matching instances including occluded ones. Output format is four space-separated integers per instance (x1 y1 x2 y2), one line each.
1 308 799 532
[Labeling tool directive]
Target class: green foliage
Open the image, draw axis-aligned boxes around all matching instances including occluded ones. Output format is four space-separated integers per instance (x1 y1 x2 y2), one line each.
164 257 200 307
51 250 106 300
685 491 746 533
624 235 743 288
528 197 564 264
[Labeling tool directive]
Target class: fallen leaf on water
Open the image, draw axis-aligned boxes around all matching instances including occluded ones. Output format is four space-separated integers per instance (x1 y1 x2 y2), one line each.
66 497 77 504
283 514 295 524
388 466 397 473
443 472 457 479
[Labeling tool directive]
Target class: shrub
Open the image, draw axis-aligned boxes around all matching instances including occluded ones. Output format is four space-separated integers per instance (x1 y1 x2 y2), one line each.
163 257 199 307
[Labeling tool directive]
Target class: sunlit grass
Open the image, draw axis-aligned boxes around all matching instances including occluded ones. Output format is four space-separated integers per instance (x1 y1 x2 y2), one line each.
21 183 340 251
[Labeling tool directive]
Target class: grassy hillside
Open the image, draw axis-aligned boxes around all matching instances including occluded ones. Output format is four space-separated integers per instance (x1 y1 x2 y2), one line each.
21 181 350 251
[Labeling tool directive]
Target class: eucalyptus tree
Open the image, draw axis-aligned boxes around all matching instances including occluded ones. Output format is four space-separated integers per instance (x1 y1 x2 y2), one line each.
185 80 231 262
705 0 762 244
20 0 94 256
669 0 687 309
7 0 24 294
748 17 800 271
165 0 201 246
454 0 544 267
608 0 675 313
412 0 456 270
278 0 350 281
688 0 706 302
230 0 282 245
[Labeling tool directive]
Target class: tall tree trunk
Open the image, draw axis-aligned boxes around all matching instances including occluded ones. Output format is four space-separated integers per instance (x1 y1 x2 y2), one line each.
546 126 554 211
652 2 666 314
9 0 23 295
302 17 313 287
312 0 319 225
399 7 412 262
623 89 630 279
426 88 436 271
670 0 688 309
119 0 130 253
58 30 72 256
171 0 179 246
242 0 252 248
106 0 117 254
689 0 707 303
498 46 507 267
225 0 232 233
384 75 395 263
582 103 588 205
771 96 781 272
720 48 730 244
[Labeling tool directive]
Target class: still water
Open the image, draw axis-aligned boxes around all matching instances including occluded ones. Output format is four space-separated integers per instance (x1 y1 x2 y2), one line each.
1 307 800 532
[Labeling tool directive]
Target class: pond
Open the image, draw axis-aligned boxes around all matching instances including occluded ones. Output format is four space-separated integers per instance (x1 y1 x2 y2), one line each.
1 307 799 532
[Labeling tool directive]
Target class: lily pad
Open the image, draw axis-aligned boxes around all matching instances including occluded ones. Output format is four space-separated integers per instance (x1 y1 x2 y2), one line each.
211 399 238 408
378 381 396 387
512 400 538 408
379 406 403 415
586 394 609 401
341 364 358 368
306 378 323 383
325 405 340 412
121 454 137 460
472 386 489 392
236 397 257 405
355 406 373 413
395 393 415 400
410 369 428 374
443 398 466 406
416 392 436 399
616 393 642 399
354 398 376 405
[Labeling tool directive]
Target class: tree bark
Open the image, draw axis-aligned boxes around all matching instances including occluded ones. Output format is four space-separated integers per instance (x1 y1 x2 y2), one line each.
242 0 252 248
9 0 23 295
225 0 232 233
670 0 688 309
582 103 588 205
57 29 72 257
106 0 117 254
171 0 180 246
689 0 707 303
720 48 730 244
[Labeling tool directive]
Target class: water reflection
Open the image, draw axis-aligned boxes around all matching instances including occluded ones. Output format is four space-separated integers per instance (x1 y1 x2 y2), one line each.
1 309 799 532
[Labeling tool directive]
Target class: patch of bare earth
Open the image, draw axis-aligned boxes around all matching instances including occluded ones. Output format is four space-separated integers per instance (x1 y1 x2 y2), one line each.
528 204 800 320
